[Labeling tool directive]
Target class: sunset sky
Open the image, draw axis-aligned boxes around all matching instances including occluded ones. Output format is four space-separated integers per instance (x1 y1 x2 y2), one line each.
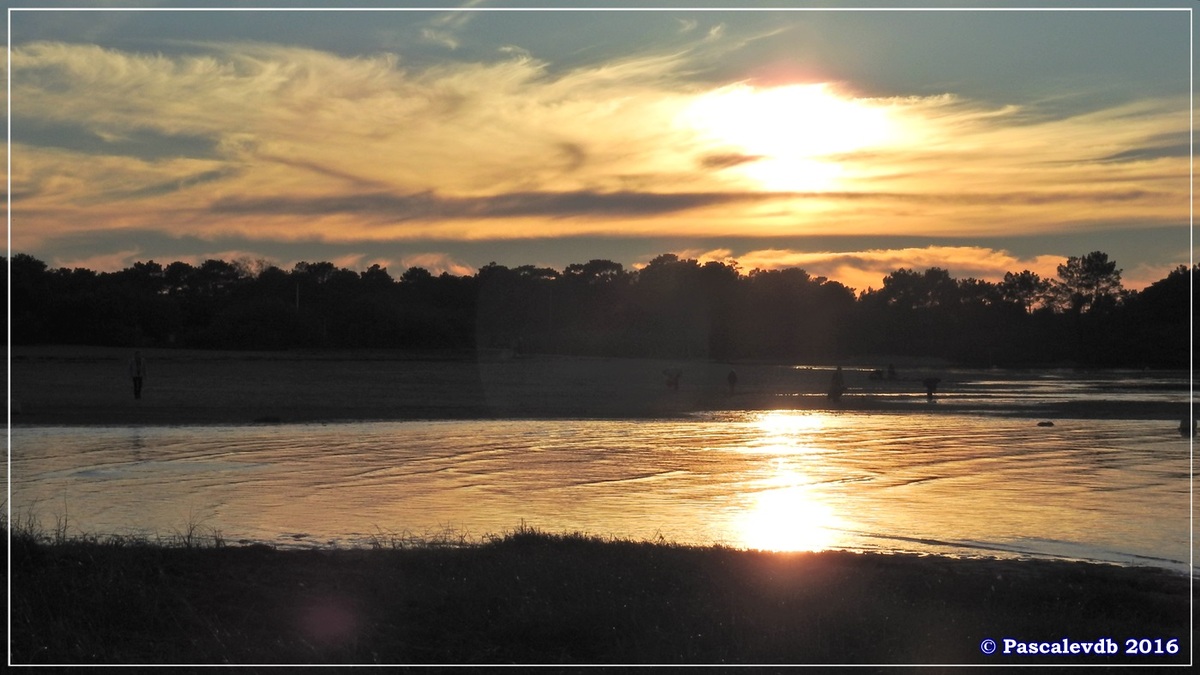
7 1 1193 292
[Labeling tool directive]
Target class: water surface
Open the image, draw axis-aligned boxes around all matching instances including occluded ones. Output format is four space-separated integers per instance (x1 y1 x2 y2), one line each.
10 406 1190 573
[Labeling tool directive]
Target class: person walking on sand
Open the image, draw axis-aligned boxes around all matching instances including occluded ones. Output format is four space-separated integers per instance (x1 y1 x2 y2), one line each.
129 350 146 400
726 369 738 395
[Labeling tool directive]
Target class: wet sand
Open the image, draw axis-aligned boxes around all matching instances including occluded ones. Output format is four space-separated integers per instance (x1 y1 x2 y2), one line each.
9 345 1188 426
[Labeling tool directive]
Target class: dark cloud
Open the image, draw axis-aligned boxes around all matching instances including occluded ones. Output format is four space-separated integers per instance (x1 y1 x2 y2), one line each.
205 185 1170 222
13 167 236 205
12 117 220 161
699 153 763 170
259 153 396 191
557 142 587 173
1098 143 1191 164
208 189 785 220
809 189 1167 206
111 169 237 202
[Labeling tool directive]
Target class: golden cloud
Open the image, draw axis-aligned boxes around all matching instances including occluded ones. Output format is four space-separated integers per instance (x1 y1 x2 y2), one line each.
9 39 1189 251
671 246 1071 294
399 252 477 277
50 247 145 273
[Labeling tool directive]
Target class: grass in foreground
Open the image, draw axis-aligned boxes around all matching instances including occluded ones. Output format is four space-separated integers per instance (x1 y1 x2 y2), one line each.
7 521 1192 666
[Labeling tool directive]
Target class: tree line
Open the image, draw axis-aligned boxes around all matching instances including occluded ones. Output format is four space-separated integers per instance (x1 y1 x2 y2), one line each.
7 250 1194 367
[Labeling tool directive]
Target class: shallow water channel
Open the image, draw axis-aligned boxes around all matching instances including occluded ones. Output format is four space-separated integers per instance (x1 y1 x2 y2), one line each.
10 405 1192 573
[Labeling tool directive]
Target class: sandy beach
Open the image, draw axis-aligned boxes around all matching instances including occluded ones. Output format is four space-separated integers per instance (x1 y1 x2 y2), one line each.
9 345 1188 426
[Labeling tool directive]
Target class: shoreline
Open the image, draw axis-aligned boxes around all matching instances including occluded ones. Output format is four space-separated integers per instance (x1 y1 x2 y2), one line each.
9 527 1193 666
11 347 1192 665
9 398 1189 428
10 345 1190 427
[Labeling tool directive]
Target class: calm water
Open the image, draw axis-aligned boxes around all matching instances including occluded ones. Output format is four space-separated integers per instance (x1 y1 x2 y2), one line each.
9 372 1192 572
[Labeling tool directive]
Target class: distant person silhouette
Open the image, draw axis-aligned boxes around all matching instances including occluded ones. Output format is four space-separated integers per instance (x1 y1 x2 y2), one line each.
129 350 146 400
1179 417 1195 437
887 363 897 380
922 377 941 401
663 368 682 391
828 366 846 402
726 369 738 395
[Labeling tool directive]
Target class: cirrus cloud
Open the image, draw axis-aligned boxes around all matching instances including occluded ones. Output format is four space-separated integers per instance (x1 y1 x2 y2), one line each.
8 32 1189 265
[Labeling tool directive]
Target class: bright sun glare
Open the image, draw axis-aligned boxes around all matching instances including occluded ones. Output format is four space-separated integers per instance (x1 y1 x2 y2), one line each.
734 412 843 552
754 410 827 437
740 479 840 552
682 82 894 192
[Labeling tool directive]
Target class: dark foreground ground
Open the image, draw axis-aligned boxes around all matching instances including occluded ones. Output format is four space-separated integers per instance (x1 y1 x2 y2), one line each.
8 528 1191 667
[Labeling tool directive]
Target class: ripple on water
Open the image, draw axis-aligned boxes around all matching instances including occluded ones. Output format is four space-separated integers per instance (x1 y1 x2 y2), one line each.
9 409 1191 572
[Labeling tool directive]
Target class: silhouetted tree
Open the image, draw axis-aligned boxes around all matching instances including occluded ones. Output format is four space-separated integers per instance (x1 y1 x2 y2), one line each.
360 264 394 290
1119 264 1195 367
633 254 708 357
163 261 197 296
1135 264 1196 321
564 259 628 285
874 267 958 310
559 259 634 355
5 250 1186 367
998 270 1051 314
856 267 960 357
401 266 434 285
1053 251 1125 314
1047 252 1131 365
112 260 167 295
698 260 741 360
476 262 560 352
194 259 244 297
11 254 51 344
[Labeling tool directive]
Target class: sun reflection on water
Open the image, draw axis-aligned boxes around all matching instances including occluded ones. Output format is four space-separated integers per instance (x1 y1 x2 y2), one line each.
753 410 827 437
735 411 844 551
738 478 842 552
8 403 1190 569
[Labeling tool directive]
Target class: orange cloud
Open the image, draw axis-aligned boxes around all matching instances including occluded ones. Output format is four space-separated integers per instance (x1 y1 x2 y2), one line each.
673 246 1069 293
51 248 144 272
399 252 476 277
8 39 1188 253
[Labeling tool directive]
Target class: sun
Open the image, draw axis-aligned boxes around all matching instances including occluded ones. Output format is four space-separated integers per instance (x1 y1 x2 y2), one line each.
680 82 894 192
